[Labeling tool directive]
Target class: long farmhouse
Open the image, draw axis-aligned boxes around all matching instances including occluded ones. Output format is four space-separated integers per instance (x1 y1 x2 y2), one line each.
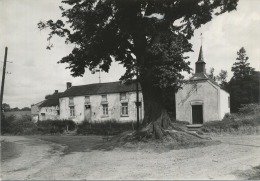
32 46 230 125
32 82 143 123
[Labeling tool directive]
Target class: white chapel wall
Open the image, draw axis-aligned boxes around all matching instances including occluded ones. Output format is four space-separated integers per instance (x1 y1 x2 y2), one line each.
176 81 219 124
219 89 230 119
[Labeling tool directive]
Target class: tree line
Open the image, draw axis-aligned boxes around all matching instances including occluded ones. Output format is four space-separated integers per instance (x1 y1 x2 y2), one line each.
207 47 259 113
2 103 31 112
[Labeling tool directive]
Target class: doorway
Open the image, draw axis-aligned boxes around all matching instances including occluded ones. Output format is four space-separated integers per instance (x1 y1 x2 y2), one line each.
192 105 203 124
84 106 91 121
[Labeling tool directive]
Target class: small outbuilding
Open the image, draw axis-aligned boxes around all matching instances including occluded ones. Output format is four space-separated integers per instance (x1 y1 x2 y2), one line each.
176 46 230 124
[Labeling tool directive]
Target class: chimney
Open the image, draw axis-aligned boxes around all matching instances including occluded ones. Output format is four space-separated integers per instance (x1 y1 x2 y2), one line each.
55 90 58 93
67 82 72 89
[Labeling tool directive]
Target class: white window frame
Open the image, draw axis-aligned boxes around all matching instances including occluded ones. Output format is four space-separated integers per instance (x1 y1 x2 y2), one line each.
102 104 108 116
69 106 75 117
121 103 128 116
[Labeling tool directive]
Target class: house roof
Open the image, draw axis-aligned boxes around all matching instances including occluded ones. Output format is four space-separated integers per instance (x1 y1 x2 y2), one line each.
60 81 141 98
39 92 63 107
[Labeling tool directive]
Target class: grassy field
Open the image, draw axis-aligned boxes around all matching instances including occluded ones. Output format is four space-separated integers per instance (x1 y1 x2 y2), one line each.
4 111 31 119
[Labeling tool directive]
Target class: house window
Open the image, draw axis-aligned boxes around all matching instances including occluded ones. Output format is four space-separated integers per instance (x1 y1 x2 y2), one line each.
41 113 46 120
121 103 128 116
85 96 90 104
228 96 230 108
102 104 108 116
57 110 60 115
101 95 107 102
69 97 74 105
70 106 75 117
120 93 126 100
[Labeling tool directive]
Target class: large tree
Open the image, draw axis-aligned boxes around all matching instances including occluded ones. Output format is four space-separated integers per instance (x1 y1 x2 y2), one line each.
38 0 238 139
229 47 258 112
231 47 254 80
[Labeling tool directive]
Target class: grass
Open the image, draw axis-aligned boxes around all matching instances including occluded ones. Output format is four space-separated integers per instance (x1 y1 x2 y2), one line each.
77 120 135 135
199 113 260 135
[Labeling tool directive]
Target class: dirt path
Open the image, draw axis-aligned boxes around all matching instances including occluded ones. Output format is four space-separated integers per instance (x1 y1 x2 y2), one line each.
1 135 259 180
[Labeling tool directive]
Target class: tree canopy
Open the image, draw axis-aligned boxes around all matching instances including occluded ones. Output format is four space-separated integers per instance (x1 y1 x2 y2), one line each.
229 47 259 112
38 0 239 138
231 47 254 80
39 0 238 89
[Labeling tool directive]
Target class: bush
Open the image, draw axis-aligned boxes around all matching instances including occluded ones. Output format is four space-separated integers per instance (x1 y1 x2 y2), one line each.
37 120 76 134
200 115 260 135
1 114 38 135
77 120 135 135
1 115 76 135
238 103 260 114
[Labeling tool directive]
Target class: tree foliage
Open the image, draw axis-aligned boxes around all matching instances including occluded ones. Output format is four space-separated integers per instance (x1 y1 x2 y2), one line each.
38 0 238 90
216 69 228 91
38 0 239 138
208 67 216 81
231 47 254 80
229 47 259 112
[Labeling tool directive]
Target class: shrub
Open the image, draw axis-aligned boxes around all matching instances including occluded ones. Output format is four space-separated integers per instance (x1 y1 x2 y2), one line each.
1 114 38 135
37 120 76 134
1 115 76 135
238 103 260 114
200 114 260 135
77 120 135 135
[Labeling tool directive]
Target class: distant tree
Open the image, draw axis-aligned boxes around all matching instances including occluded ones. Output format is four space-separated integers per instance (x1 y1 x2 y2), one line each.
38 0 239 139
229 47 258 112
21 107 31 111
2 103 11 112
231 47 254 80
11 107 20 111
208 67 216 81
216 70 228 91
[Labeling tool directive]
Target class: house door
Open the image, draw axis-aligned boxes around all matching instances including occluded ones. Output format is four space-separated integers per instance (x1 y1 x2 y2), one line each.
84 107 91 121
192 105 203 124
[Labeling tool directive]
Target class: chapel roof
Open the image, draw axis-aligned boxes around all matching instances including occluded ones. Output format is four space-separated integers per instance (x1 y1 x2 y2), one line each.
60 81 141 98
189 72 219 87
196 46 205 63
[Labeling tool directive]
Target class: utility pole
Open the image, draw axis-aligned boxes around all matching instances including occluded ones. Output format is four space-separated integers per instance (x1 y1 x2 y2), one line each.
135 68 140 129
0 47 8 121
136 80 140 129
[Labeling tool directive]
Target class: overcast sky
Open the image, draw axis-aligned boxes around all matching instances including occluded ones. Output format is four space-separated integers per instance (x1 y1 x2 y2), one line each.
0 0 259 108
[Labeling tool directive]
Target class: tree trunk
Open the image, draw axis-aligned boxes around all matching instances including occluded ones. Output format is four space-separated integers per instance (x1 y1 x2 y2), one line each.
140 80 172 139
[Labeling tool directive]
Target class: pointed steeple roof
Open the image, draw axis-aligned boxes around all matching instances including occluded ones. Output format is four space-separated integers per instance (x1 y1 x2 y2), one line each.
197 45 205 62
195 45 206 74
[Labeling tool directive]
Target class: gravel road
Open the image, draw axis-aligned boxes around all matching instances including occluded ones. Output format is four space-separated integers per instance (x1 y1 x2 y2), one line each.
1 135 259 180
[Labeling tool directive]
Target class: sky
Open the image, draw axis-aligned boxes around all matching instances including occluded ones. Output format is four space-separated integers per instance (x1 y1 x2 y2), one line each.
0 0 259 108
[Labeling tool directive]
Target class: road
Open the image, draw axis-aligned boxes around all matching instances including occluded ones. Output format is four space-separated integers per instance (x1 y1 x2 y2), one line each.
1 135 260 180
